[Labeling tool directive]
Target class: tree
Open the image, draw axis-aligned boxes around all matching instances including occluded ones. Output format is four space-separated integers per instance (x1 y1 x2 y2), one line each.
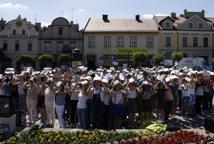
19 55 34 66
38 54 55 68
171 52 183 62
152 54 164 65
133 51 148 65
58 53 71 66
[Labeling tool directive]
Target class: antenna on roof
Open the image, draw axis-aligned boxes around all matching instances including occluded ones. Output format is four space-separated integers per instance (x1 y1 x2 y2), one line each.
35 15 37 23
61 10 64 17
72 8 74 21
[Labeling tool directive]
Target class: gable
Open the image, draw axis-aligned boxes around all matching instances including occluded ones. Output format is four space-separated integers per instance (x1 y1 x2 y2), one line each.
160 17 175 30
177 15 212 31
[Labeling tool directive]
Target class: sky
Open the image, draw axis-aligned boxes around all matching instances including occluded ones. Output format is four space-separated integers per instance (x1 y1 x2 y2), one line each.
0 0 214 29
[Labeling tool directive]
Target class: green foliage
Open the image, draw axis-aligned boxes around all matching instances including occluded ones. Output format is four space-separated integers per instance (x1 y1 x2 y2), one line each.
152 54 164 64
171 52 183 62
38 54 54 67
133 51 148 64
58 53 71 66
19 55 34 65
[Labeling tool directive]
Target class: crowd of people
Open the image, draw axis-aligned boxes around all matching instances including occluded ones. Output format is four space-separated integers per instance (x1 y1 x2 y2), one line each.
0 65 213 129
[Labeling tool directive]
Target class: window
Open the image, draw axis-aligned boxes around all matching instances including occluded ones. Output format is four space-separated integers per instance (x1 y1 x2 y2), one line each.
15 42 19 51
58 28 63 35
146 36 154 47
203 37 208 47
22 30 26 35
165 22 171 28
27 42 32 52
188 23 193 29
44 41 51 52
104 36 111 47
56 42 64 52
13 30 16 35
182 37 187 47
193 37 198 47
130 36 137 47
165 36 171 47
198 23 203 29
3 43 7 51
117 36 124 47
88 36 95 48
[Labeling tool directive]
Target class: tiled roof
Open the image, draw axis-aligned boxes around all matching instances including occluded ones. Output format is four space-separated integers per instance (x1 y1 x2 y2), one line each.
84 19 158 32
155 15 214 29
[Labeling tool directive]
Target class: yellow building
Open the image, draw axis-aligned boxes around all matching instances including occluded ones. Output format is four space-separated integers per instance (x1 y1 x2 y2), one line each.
0 15 39 69
84 15 159 68
154 9 214 66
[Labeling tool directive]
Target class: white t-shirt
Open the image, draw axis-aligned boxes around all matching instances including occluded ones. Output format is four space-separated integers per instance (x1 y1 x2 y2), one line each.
127 89 137 99
101 88 110 105
77 91 89 109
112 91 124 104
45 88 55 104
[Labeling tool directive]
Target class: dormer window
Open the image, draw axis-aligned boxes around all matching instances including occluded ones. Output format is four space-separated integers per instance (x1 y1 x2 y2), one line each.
198 23 203 29
188 23 193 29
13 30 16 35
58 28 63 35
22 30 26 35
165 22 171 28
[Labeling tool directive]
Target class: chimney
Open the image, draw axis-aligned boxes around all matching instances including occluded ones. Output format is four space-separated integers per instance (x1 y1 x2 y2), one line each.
102 14 109 22
135 15 142 22
73 24 79 31
70 21 73 25
201 10 205 17
171 12 176 18
0 18 6 29
35 22 41 30
184 9 187 17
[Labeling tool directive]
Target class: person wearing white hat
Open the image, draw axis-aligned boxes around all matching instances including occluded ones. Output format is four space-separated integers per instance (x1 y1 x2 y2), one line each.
125 77 139 128
101 78 112 129
181 78 191 115
77 80 91 129
195 73 204 115
90 76 105 129
44 79 56 128
26 78 39 124
139 80 155 122
55 82 66 128
111 80 127 129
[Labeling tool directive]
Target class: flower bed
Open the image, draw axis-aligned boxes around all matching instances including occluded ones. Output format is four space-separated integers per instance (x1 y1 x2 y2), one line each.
2 129 214 144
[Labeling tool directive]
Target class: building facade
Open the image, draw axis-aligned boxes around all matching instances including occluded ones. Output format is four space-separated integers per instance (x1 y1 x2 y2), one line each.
0 15 39 69
39 17 83 63
84 15 159 68
154 10 214 66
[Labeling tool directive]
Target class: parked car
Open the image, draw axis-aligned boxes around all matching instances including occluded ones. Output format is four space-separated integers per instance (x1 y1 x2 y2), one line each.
4 68 15 75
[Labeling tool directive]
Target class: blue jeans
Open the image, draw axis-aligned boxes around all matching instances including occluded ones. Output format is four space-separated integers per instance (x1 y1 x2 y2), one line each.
182 97 190 115
77 108 88 129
